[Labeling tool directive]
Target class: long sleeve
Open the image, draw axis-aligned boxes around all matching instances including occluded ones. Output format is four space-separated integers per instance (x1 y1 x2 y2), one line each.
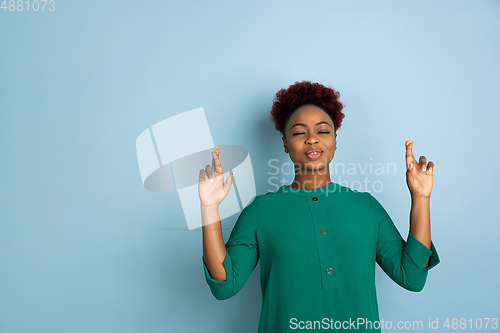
367 193 440 292
201 195 261 300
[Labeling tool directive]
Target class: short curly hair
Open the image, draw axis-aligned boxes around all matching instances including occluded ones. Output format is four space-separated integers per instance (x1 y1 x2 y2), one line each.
269 80 345 137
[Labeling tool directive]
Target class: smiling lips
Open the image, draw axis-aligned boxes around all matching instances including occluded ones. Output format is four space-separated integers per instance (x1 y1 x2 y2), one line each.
305 148 323 160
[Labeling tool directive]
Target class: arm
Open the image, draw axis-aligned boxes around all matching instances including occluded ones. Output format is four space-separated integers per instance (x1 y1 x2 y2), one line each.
409 196 431 268
372 193 440 292
201 196 261 300
372 138 440 292
202 205 227 281
198 146 234 283
199 147 260 300
405 137 434 269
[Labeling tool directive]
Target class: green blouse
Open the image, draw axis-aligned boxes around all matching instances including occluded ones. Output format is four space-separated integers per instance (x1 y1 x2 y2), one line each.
202 182 440 332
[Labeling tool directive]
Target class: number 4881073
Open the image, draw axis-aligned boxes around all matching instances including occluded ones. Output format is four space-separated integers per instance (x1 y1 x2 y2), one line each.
1 0 55 11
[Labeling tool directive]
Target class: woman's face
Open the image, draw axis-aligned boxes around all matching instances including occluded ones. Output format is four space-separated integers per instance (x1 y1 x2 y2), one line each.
282 104 337 173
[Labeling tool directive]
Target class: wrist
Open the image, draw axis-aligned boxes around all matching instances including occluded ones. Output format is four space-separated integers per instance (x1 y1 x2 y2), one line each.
411 194 430 203
201 204 221 227
201 203 219 209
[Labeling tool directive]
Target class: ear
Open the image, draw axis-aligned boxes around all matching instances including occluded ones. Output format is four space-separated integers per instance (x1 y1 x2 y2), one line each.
282 136 288 152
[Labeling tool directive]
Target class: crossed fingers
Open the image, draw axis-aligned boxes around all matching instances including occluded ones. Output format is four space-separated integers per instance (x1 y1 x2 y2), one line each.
405 138 434 173
210 146 223 175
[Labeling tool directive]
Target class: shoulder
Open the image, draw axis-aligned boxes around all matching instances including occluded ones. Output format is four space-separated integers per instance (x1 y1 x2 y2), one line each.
329 186 383 219
362 191 390 221
252 186 294 209
329 184 373 207
338 184 370 199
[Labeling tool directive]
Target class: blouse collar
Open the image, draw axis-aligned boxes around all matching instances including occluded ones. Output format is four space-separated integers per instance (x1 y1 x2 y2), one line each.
277 181 340 196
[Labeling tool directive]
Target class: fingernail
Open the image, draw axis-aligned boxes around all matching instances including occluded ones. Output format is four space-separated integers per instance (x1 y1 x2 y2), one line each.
422 165 426 171
429 167 433 172
232 170 236 176
409 163 413 171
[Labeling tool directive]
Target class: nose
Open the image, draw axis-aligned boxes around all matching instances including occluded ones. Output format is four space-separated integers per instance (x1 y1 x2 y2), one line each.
306 133 319 145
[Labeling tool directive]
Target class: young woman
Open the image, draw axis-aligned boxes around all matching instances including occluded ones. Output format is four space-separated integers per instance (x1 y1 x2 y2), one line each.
199 81 440 333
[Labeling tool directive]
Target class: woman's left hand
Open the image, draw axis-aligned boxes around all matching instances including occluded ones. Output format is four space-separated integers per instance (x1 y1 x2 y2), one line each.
405 138 434 199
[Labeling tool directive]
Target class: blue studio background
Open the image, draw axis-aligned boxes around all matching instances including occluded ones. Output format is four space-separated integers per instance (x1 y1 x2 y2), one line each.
1 1 499 332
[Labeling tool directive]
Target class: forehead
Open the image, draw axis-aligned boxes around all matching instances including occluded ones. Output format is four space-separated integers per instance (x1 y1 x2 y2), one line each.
288 104 331 124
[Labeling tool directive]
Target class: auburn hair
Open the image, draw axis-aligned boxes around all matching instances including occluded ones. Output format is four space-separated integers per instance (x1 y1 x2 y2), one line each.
269 80 345 136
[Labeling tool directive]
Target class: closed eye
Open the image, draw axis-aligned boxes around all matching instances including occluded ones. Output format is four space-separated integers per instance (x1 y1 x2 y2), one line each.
292 132 330 136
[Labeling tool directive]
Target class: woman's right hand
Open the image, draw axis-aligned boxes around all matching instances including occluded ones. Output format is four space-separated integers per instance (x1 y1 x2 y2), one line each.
198 146 235 208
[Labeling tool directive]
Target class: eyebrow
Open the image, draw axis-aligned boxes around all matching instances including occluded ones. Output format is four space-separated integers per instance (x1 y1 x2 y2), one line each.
290 121 332 130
